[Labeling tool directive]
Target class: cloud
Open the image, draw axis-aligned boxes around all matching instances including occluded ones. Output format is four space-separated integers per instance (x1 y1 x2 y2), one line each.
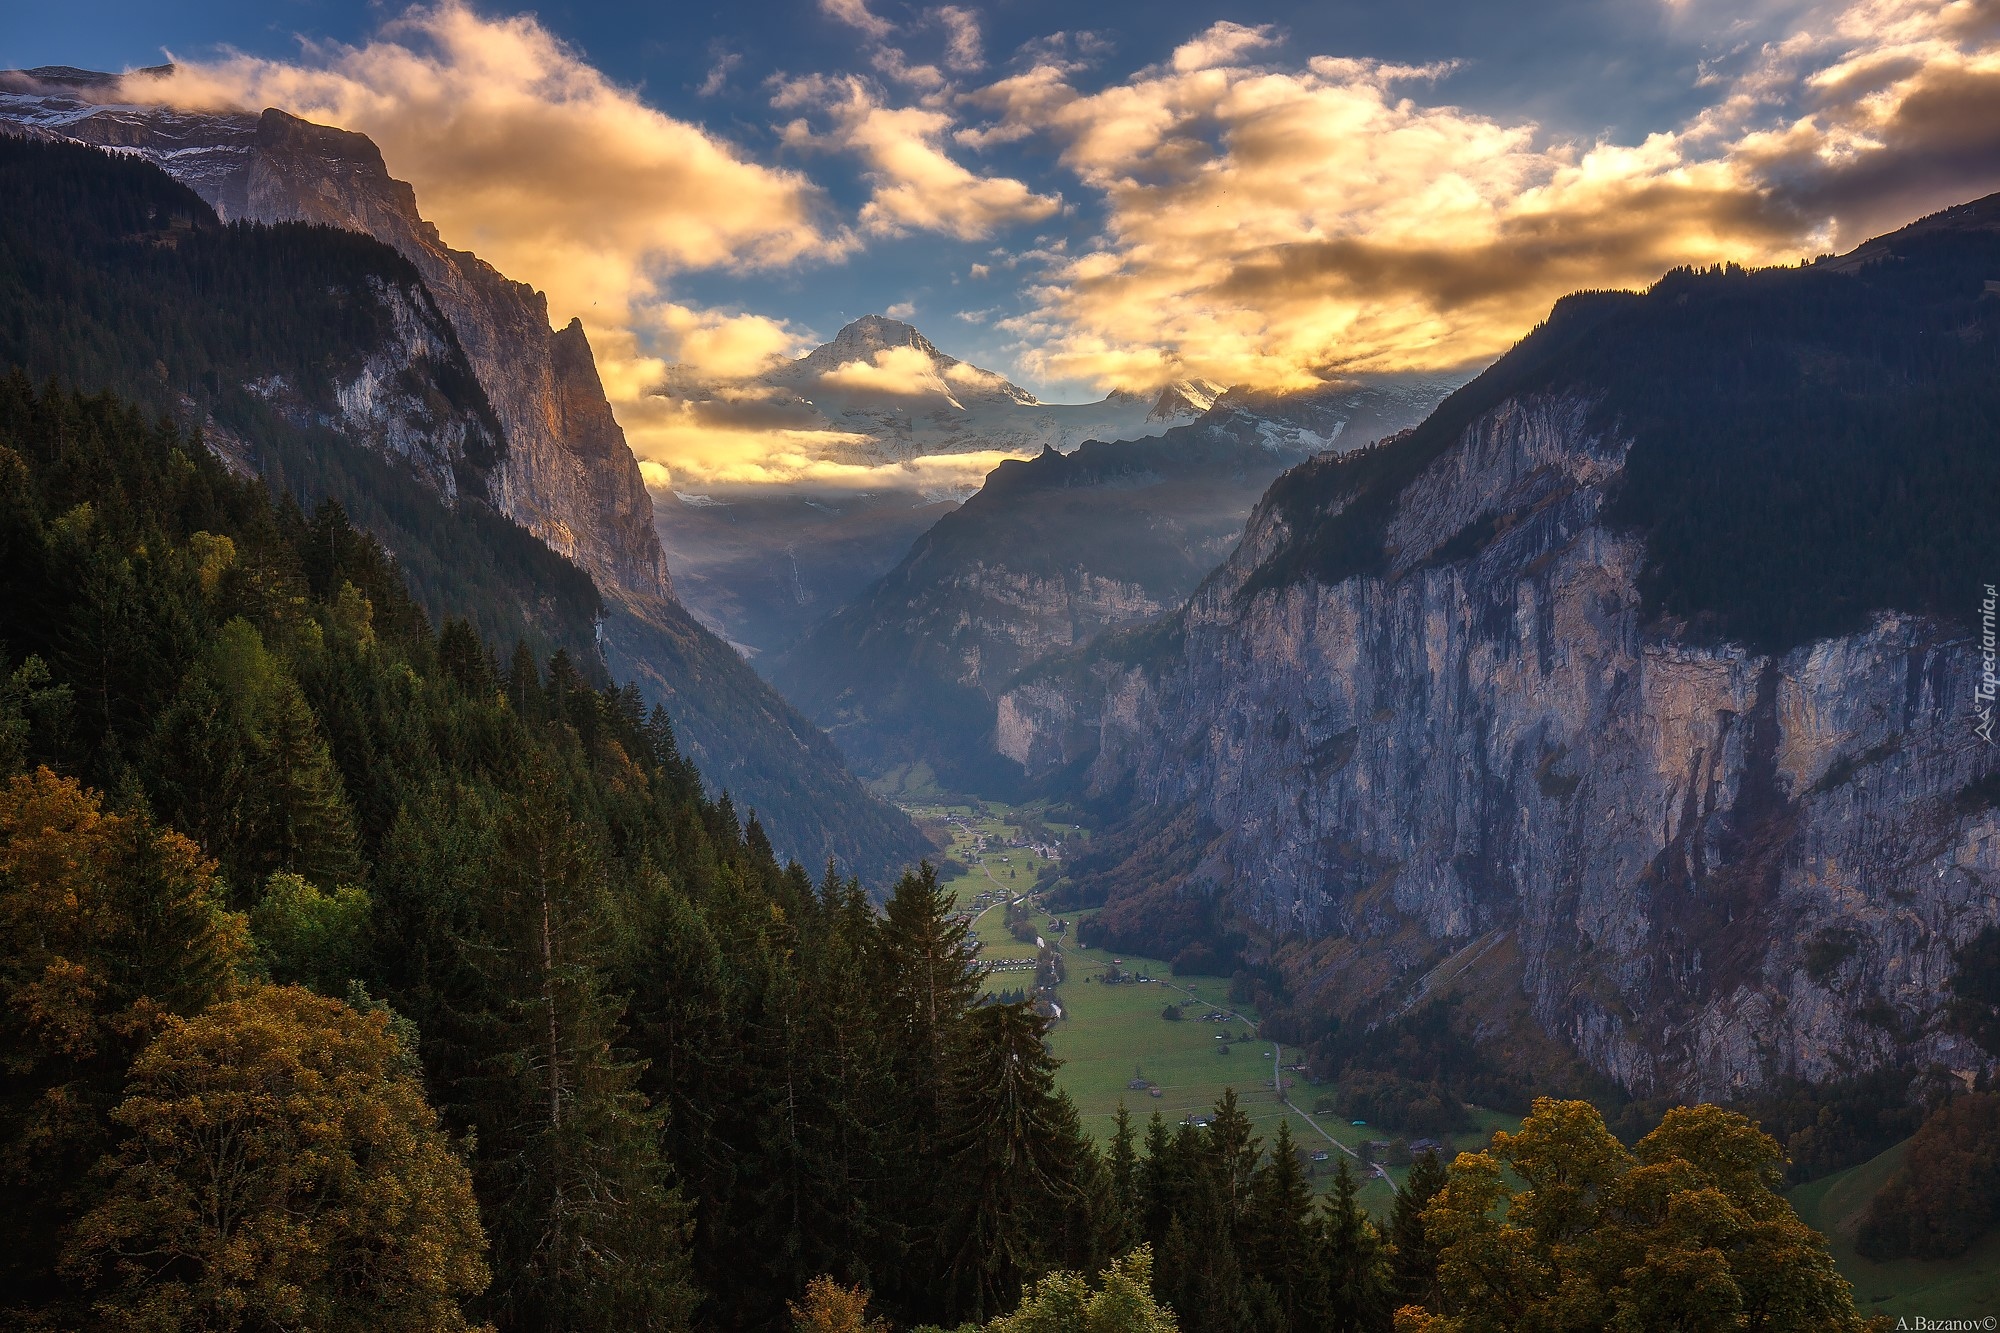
936 6 984 71
815 344 956 397
776 74 1062 238
885 300 918 318
139 4 849 376
967 4 2000 390
128 2 863 494
622 383 1032 495
820 0 894 41
1169 21 1279 73
697 49 742 97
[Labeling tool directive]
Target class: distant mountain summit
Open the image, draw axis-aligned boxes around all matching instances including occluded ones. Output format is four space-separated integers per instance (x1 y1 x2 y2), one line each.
721 315 1226 480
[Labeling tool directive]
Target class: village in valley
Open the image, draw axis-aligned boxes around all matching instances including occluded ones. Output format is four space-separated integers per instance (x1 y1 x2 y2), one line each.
896 794 1510 1215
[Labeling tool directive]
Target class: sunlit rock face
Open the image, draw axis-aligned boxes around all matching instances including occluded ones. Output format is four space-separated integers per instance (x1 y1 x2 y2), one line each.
0 68 671 605
999 389 2000 1100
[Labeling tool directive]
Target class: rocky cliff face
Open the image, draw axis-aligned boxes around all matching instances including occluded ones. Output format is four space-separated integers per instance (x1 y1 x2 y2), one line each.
771 377 1461 790
0 71 931 883
1005 391 1999 1099
0 72 670 603
247 272 503 502
999 205 2000 1097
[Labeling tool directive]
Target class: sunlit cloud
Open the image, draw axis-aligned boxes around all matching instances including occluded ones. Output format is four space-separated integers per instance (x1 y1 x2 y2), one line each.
776 73 1063 238
815 344 958 397
967 0 2000 389
98 0 2000 491
936 7 985 72
119 1 857 494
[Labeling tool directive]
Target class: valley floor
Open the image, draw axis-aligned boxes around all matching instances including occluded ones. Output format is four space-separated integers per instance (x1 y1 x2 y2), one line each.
902 788 2000 1309
900 792 1509 1217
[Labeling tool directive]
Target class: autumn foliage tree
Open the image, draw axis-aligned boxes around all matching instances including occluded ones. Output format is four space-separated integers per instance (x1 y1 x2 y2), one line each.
1396 1099 1876 1333
0 767 248 1312
62 984 489 1332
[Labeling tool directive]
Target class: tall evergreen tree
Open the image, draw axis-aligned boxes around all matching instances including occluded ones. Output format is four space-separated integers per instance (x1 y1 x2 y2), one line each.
1390 1149 1450 1314
474 775 694 1332
940 1002 1082 1321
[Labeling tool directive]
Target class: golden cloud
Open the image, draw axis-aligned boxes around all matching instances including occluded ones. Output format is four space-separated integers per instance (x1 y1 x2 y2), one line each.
973 1 2000 390
815 344 958 397
130 1 857 493
776 74 1063 239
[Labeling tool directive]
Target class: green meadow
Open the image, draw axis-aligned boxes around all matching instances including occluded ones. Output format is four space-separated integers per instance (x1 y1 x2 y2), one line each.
905 795 1513 1216
1789 1138 2000 1323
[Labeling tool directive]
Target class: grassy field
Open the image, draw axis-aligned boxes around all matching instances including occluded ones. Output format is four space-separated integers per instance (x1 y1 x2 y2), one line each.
1789 1139 2000 1322
898 795 1513 1216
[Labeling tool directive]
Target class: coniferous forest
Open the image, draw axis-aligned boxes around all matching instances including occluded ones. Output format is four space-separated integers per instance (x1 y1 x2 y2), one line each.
0 373 1883 1331
4 62 1961 1333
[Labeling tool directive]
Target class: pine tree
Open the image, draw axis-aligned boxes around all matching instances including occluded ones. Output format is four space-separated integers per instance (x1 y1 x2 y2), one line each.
1245 1122 1315 1332
1390 1149 1449 1313
475 775 695 1332
1315 1157 1395 1333
940 1001 1081 1321
1108 1103 1141 1250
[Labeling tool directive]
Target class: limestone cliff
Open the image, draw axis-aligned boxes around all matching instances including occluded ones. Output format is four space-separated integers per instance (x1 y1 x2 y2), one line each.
1001 207 2000 1099
0 72 930 883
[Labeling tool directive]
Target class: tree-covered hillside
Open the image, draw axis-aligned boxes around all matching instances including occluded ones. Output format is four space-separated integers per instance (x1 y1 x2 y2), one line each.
0 131 930 885
0 375 1881 1333
0 133 605 670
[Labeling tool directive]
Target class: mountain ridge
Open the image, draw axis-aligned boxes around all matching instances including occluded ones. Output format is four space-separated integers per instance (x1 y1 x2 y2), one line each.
766 373 1463 791
0 84 930 882
999 196 2000 1099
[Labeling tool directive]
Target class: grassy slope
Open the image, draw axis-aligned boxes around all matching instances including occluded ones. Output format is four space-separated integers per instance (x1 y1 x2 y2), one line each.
1789 1139 2000 1319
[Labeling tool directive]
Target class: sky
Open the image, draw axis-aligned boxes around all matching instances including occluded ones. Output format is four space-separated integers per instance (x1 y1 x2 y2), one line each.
7 0 2000 487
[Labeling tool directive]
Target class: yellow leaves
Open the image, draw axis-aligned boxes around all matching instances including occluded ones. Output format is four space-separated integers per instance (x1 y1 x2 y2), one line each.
188 530 236 596
790 1274 890 1333
329 581 376 651
65 984 490 1333
1418 1099 1874 1333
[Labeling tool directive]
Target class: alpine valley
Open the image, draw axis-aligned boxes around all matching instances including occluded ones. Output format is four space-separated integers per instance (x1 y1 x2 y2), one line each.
4 20 2000 1333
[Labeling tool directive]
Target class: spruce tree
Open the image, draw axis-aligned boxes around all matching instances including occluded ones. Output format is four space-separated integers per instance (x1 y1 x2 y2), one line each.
1315 1157 1394 1333
939 1001 1080 1321
1245 1121 1315 1332
1108 1103 1140 1250
1390 1149 1449 1313
475 775 695 1332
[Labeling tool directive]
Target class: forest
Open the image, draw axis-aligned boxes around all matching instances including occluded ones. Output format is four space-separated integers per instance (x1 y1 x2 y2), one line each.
0 375 1887 1332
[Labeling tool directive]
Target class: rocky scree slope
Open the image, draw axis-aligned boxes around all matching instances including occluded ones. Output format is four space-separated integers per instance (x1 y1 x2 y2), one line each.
770 376 1460 793
1000 197 2000 1099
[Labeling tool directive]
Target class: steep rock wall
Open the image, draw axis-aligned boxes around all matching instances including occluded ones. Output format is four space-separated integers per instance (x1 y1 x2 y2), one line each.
1001 392 2000 1098
4 91 671 602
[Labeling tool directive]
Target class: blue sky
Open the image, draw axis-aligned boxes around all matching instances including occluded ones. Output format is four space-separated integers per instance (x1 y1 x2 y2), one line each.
7 0 1999 484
